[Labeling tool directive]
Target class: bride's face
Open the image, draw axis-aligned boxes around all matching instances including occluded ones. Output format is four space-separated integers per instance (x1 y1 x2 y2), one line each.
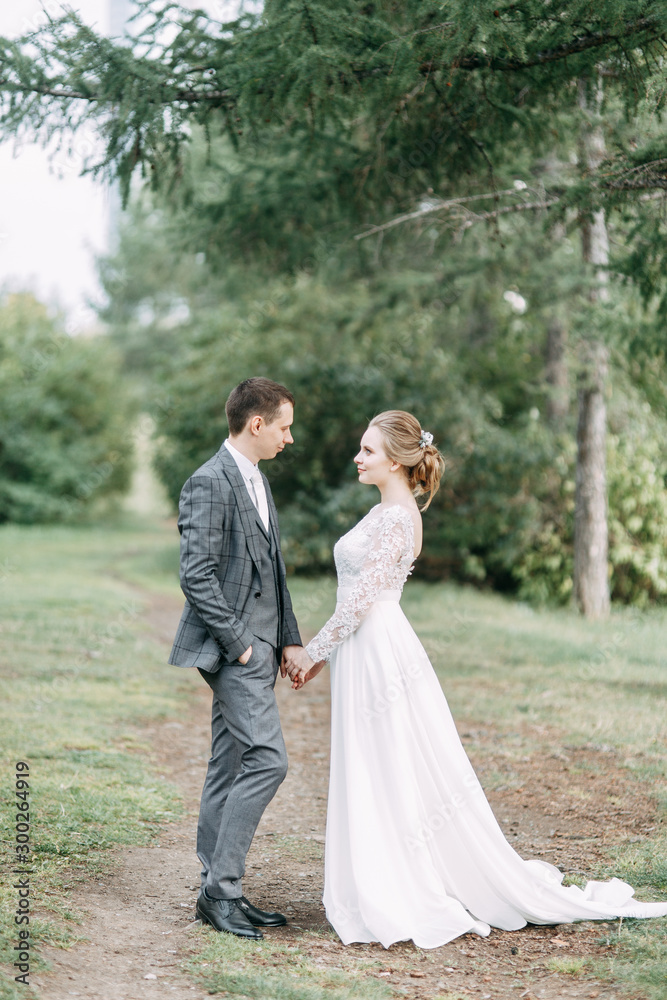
354 426 399 486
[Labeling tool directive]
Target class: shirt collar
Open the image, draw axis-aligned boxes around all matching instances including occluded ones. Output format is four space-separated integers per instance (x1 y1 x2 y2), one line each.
224 438 260 481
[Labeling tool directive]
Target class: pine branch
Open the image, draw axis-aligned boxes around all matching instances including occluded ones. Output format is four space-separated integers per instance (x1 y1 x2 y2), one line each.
608 158 667 190
0 78 233 104
354 188 555 239
445 17 666 73
0 81 93 101
355 156 667 241
453 198 561 225
2 12 663 114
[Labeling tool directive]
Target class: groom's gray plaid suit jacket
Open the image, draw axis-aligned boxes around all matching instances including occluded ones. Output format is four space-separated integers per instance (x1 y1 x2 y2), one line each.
168 445 301 672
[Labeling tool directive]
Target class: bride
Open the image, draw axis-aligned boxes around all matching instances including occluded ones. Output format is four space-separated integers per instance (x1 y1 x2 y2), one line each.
285 409 667 949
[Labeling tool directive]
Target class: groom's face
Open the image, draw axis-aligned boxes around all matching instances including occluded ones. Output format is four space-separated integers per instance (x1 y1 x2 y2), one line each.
255 401 294 461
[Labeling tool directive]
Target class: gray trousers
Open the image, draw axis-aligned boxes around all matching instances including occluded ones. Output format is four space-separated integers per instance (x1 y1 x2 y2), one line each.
196 637 287 899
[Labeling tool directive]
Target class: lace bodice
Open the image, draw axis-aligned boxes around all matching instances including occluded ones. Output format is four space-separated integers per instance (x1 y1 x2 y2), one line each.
305 504 416 663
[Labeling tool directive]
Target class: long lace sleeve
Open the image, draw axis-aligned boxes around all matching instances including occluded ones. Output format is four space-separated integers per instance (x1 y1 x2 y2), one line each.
305 506 414 663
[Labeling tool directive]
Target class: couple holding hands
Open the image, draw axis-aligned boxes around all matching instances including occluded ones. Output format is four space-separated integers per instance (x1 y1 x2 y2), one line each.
169 377 666 949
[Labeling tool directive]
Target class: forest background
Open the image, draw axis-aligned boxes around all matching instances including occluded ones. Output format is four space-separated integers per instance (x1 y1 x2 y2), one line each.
2 1 667 616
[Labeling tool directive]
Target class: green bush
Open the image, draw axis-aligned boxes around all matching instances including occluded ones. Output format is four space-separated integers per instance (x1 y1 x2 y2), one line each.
511 418 667 608
608 431 667 606
0 293 135 523
437 418 576 598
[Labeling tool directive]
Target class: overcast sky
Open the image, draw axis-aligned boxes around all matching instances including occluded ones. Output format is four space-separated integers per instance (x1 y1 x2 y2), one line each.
0 0 233 332
0 2 113 331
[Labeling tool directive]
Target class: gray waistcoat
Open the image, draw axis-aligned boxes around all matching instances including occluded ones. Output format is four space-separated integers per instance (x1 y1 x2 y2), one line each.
244 509 281 648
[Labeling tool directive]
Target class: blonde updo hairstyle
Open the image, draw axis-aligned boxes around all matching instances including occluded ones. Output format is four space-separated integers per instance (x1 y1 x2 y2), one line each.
368 410 445 511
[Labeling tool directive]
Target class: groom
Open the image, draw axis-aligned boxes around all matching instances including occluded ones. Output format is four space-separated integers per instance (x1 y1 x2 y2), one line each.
169 377 312 939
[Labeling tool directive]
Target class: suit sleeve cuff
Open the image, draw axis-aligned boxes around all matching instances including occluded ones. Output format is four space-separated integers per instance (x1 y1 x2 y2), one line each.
219 627 256 663
282 627 303 648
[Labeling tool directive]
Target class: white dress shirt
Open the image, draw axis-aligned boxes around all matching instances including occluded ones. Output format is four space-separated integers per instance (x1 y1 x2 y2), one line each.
224 439 270 532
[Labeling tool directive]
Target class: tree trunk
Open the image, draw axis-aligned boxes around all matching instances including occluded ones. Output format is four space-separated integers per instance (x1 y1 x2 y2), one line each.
573 77 611 619
545 316 569 427
573 341 610 617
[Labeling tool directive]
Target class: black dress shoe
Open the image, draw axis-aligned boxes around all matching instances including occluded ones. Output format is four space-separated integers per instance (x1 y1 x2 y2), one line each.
237 895 287 927
196 891 263 939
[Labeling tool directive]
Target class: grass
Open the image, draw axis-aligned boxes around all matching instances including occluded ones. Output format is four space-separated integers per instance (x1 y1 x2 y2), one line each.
1 517 665 999
594 920 667 1000
546 955 587 975
0 518 189 998
184 930 395 1000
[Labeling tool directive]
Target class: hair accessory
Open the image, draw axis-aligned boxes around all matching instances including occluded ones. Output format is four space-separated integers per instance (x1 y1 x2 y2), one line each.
419 429 434 449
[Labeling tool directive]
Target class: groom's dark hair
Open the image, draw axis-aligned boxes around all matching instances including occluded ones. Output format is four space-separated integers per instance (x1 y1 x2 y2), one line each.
226 377 295 436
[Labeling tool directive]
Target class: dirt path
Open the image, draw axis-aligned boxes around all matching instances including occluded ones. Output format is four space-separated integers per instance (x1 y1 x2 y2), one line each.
32 588 662 1000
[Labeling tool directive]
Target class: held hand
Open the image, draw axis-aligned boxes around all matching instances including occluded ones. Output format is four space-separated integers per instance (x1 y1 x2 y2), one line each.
291 659 326 690
281 645 312 680
280 643 305 678
279 646 294 679
237 644 253 665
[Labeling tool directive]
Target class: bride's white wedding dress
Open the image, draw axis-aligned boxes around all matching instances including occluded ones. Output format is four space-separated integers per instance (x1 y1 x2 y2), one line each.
304 502 667 949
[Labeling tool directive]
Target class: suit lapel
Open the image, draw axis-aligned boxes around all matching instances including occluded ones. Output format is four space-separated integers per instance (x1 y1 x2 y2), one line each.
215 446 263 571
